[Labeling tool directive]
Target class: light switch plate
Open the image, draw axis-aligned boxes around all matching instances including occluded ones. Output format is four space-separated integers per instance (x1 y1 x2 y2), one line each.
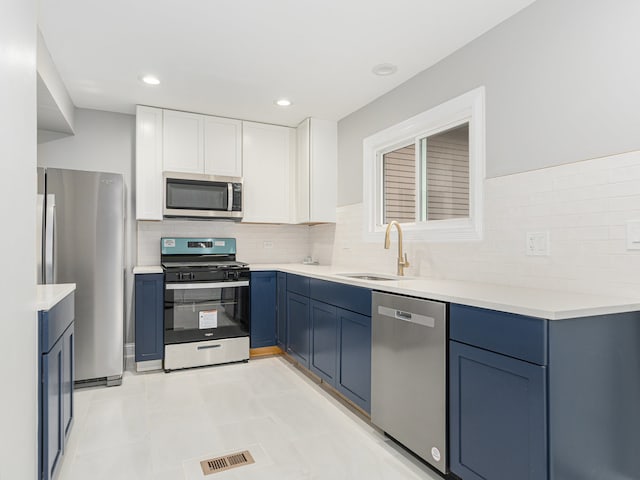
263 241 274 249
526 231 550 256
626 220 640 250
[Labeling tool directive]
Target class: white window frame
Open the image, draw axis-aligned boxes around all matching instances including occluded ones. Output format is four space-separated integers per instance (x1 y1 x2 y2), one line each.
362 86 485 242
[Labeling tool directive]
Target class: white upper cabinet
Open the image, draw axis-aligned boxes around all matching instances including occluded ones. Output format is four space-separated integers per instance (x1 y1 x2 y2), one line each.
135 106 163 220
295 118 337 223
162 110 204 174
203 116 242 177
242 121 295 223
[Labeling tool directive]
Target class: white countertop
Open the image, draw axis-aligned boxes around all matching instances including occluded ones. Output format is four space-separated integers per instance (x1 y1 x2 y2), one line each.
36 284 76 311
133 266 163 274
250 264 640 320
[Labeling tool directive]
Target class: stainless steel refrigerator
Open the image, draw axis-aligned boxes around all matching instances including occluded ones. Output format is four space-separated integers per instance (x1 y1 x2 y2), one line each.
37 167 124 386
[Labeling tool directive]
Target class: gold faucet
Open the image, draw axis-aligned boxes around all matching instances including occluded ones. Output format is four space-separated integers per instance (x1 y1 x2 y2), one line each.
384 221 410 276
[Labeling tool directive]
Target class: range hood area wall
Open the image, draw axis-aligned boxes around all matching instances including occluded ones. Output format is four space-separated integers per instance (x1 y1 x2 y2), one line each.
137 220 311 266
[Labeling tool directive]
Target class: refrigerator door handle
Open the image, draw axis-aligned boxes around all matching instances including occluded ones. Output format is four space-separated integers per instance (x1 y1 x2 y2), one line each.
36 194 45 284
45 194 56 284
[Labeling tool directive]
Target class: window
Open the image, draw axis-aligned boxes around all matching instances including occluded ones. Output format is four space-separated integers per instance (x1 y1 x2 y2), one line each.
363 87 484 242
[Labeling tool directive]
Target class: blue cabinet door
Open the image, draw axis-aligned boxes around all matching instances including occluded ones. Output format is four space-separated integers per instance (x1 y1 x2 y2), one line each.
250 271 277 348
42 336 64 480
287 291 311 368
310 300 338 386
450 340 548 480
337 308 371 412
276 272 287 350
61 323 74 442
134 273 164 362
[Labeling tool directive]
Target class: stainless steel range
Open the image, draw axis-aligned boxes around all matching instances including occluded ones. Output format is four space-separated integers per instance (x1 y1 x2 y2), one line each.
161 237 250 371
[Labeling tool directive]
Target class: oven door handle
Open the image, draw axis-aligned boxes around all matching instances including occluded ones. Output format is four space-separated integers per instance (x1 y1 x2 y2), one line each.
165 280 249 290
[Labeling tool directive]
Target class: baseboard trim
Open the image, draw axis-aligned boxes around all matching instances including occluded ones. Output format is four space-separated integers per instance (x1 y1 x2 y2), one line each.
136 359 163 372
250 346 283 358
280 352 371 420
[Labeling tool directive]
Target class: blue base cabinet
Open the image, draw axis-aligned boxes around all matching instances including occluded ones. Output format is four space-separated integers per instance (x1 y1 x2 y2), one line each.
134 273 164 362
336 308 371 412
276 272 287 350
450 341 547 480
287 291 311 367
39 291 75 480
449 304 548 480
449 304 640 480
284 275 372 412
61 325 74 443
42 334 64 480
250 271 277 348
310 300 338 385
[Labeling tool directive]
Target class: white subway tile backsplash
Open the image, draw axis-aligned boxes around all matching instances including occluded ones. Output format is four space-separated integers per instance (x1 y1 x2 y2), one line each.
136 220 310 266
309 150 640 299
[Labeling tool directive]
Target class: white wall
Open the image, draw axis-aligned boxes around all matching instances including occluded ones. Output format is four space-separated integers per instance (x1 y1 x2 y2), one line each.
338 0 640 206
38 108 137 343
0 0 37 477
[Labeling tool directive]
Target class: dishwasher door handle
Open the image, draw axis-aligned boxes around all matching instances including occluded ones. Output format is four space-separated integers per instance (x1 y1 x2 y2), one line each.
377 306 435 328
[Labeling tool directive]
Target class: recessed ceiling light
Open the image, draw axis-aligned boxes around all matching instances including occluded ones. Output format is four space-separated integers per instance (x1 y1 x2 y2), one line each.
372 63 398 76
275 98 292 107
141 75 160 86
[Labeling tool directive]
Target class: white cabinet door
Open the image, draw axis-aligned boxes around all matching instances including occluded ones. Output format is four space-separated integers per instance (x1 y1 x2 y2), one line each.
162 110 204 173
309 118 337 223
242 121 295 223
135 106 163 220
204 116 242 177
294 118 311 223
294 118 337 223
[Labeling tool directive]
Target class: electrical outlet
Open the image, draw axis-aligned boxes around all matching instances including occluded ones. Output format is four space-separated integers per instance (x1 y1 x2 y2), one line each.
263 241 274 249
627 220 640 250
526 231 550 256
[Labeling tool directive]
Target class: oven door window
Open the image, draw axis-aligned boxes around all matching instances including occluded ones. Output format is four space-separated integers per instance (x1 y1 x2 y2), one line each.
164 283 249 344
166 179 228 211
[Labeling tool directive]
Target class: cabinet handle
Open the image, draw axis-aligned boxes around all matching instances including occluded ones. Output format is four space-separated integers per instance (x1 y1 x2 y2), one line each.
197 344 222 350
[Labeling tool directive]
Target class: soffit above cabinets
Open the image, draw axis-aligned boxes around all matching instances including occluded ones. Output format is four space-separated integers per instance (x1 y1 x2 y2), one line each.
37 30 75 143
38 0 536 126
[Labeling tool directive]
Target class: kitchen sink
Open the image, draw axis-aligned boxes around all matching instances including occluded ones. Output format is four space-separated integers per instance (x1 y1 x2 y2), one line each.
337 273 401 281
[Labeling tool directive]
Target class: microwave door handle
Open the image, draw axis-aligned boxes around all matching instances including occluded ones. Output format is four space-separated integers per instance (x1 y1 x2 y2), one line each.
227 183 233 211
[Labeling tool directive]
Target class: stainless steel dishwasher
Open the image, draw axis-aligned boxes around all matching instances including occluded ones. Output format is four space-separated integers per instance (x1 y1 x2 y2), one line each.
371 291 447 474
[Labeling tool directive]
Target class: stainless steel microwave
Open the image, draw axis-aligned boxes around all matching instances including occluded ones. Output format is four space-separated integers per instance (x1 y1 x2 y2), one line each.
163 172 243 219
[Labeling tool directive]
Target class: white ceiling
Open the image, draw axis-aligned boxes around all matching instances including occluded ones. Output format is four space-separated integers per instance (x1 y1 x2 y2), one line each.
38 0 535 127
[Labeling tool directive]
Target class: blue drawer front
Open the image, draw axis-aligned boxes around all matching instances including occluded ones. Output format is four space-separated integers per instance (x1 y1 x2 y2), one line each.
39 292 75 355
450 304 548 365
309 278 371 316
287 273 310 297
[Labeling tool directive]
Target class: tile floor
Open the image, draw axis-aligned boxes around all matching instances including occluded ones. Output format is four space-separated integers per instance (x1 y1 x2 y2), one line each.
57 356 443 480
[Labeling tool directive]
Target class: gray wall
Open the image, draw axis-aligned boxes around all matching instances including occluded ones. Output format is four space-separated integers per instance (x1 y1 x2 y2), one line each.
38 108 137 344
338 0 640 206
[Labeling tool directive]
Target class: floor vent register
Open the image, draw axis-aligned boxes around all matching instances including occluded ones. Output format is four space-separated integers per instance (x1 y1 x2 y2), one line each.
200 450 255 475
